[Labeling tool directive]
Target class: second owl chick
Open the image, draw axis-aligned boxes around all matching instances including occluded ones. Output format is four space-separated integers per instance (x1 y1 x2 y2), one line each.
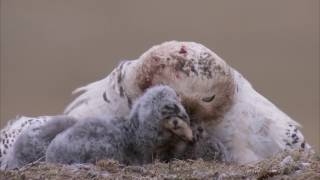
159 124 231 162
183 126 231 162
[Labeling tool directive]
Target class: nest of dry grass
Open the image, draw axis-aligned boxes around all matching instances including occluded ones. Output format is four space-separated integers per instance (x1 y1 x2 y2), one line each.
1 150 319 180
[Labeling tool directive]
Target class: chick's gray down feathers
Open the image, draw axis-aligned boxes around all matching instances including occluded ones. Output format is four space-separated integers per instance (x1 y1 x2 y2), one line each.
1 116 76 170
160 123 231 162
181 126 231 162
46 85 192 165
1 85 230 170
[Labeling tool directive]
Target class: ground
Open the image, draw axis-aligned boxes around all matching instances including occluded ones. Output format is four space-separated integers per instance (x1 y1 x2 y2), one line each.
1 150 319 180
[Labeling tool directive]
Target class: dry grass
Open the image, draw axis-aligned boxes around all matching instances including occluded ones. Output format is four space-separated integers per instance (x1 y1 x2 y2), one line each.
1 150 319 180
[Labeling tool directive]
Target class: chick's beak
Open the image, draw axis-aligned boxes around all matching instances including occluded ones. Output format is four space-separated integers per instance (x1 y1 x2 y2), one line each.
181 124 193 142
165 117 193 142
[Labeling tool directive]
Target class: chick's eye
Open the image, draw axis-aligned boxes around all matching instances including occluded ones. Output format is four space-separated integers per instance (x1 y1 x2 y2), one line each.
202 95 216 102
181 114 188 120
177 114 188 122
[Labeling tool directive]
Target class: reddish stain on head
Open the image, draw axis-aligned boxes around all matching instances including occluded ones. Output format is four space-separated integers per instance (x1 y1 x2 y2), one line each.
176 73 180 79
152 56 160 62
179 46 187 54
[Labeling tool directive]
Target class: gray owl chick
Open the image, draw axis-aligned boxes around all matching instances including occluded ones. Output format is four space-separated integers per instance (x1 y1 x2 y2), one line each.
1 116 77 170
46 85 193 165
186 125 230 162
158 124 230 162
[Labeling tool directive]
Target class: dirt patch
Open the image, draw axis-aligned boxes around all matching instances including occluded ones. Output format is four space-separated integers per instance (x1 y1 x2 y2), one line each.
1 150 319 180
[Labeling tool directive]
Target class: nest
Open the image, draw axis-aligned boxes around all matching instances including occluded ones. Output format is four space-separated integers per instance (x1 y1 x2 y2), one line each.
1 150 319 180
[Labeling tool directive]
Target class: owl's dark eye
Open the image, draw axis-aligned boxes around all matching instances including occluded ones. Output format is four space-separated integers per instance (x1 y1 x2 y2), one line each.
202 95 215 102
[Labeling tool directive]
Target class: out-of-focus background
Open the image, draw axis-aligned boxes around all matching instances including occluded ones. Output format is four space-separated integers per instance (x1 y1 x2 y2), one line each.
0 0 319 152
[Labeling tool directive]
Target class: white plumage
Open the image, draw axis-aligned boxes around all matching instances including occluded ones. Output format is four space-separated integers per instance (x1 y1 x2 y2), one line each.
210 70 309 163
0 116 52 161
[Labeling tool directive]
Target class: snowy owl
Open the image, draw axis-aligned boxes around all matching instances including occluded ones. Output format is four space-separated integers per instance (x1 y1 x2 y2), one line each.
1 116 76 170
46 85 193 165
0 41 310 164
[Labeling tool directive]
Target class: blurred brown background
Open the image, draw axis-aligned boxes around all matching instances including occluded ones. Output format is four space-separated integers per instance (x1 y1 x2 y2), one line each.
0 0 319 152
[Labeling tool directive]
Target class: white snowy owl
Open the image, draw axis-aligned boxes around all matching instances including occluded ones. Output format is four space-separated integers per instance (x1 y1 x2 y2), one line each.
0 41 310 164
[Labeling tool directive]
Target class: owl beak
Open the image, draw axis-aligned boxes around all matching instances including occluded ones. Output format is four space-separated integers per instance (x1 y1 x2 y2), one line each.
164 117 193 142
180 124 193 142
